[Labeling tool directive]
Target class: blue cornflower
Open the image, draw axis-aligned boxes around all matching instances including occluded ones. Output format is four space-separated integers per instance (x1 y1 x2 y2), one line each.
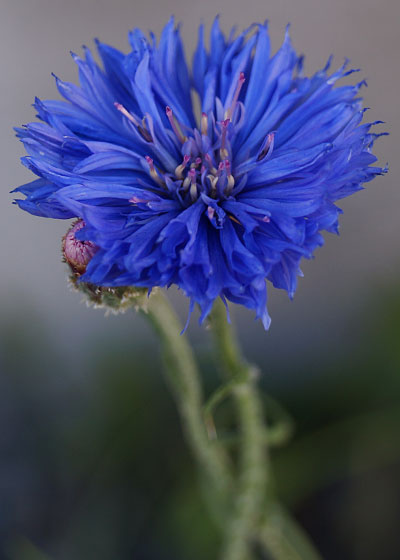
14 18 386 327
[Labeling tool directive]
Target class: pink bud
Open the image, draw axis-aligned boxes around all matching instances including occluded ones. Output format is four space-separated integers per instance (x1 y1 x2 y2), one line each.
62 219 98 275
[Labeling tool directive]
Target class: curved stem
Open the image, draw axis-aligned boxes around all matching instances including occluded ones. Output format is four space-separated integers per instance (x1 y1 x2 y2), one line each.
203 378 238 439
262 393 295 448
204 386 295 449
142 291 322 559
210 300 268 560
142 291 233 504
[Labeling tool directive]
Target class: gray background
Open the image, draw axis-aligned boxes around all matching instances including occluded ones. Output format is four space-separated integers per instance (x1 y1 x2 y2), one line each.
0 0 398 375
1 4 399 558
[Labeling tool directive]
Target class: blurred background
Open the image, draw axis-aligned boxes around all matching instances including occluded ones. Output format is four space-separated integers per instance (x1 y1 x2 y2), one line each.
1 0 399 558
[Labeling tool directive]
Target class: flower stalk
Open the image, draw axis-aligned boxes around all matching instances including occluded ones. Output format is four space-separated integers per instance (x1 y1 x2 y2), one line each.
209 300 323 560
209 300 269 560
142 291 233 504
143 292 323 560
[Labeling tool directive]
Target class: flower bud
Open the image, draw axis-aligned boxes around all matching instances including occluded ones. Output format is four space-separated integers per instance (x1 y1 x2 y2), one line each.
63 219 150 313
62 219 98 275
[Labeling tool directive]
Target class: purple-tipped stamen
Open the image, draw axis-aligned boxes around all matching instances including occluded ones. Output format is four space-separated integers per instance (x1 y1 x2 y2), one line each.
175 154 190 178
166 106 186 143
114 102 152 141
257 132 275 162
220 119 230 159
114 102 140 126
145 155 164 186
205 153 218 174
226 71 246 120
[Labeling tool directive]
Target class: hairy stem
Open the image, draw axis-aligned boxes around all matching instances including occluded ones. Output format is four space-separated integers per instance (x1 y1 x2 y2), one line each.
143 291 232 503
143 292 322 559
210 300 323 560
210 300 268 560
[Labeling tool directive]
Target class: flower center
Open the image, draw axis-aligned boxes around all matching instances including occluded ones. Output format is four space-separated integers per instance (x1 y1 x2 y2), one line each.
116 73 248 207
116 72 274 209
167 73 247 205
172 118 236 204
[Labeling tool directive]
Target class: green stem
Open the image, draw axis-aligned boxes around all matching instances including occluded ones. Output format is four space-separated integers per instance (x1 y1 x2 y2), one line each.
143 291 322 559
142 291 233 503
210 300 268 560
210 300 323 560
259 504 323 560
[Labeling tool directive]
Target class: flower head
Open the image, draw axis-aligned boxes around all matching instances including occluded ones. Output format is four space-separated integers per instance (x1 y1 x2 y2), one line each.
14 17 386 327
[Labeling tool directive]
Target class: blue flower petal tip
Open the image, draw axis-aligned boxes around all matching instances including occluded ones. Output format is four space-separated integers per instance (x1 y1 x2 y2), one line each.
13 18 387 328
